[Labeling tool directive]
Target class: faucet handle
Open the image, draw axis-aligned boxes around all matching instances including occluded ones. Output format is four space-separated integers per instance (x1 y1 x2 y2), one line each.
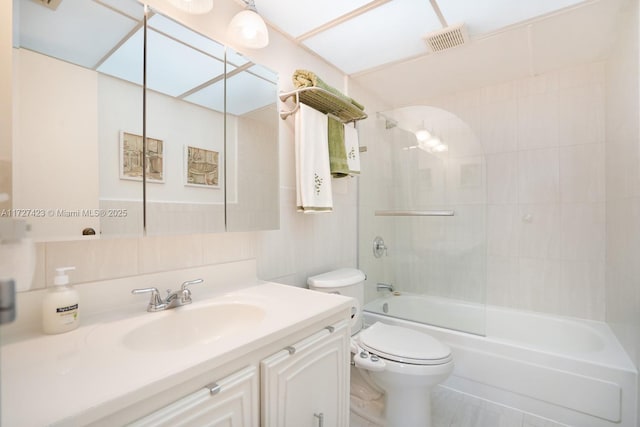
131 287 167 312
180 279 203 304
180 278 203 291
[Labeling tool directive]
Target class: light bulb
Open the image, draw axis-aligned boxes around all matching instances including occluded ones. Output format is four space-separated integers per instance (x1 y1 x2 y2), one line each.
415 129 431 142
228 9 269 49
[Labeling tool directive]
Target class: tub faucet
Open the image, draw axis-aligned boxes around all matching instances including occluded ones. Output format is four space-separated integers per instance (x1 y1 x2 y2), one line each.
132 278 203 312
376 282 394 292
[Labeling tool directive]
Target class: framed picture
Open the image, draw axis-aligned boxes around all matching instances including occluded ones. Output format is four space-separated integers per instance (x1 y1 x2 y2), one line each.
184 145 219 188
119 131 164 182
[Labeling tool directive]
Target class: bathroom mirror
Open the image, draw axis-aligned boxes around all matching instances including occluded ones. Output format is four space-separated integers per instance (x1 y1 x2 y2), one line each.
142 9 227 235
12 0 145 240
11 0 279 240
225 48 279 231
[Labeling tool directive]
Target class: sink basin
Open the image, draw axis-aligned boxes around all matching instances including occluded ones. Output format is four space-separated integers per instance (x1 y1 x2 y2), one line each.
121 302 266 352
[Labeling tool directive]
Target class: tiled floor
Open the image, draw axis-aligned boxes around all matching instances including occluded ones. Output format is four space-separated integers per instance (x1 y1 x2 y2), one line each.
351 386 569 427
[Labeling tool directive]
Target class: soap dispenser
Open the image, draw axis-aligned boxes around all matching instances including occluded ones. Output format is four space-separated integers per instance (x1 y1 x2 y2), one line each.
42 266 80 334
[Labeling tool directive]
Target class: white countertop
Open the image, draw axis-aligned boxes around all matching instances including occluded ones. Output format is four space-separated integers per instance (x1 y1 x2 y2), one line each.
1 282 351 427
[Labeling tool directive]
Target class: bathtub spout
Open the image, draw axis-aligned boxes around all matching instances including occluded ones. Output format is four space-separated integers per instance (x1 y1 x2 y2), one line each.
376 282 394 292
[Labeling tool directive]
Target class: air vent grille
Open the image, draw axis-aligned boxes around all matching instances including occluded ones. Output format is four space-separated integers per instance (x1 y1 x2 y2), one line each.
31 0 63 11
423 23 469 53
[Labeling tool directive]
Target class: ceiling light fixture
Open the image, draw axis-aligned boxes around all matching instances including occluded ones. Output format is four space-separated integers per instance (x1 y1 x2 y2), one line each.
227 0 269 49
415 128 431 142
417 135 448 154
167 0 214 14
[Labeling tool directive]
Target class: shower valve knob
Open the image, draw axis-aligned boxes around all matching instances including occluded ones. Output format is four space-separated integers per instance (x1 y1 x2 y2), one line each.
373 236 388 258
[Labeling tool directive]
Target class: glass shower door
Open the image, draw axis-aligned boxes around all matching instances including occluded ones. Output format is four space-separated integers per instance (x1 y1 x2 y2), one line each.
359 106 487 336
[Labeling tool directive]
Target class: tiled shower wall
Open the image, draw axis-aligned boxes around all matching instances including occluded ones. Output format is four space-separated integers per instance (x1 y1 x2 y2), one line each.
423 61 607 320
604 0 640 420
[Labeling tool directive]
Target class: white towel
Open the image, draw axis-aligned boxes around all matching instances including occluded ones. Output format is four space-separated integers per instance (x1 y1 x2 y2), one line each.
295 104 333 213
344 124 361 175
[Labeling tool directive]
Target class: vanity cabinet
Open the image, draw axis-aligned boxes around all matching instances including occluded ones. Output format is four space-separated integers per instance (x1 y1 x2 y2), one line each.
261 321 350 427
89 319 349 427
127 366 258 427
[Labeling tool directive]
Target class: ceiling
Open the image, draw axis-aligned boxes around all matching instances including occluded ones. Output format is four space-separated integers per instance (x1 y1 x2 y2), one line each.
13 0 278 116
14 0 628 110
255 0 627 105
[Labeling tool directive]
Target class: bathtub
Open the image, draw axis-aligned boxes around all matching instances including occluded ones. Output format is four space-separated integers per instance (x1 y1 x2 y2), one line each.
363 294 638 427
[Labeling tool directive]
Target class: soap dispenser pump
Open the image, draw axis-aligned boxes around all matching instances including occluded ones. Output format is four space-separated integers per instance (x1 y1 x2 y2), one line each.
42 266 80 334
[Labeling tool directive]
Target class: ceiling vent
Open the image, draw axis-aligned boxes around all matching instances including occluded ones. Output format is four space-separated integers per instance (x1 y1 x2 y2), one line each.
30 0 63 11
423 23 469 53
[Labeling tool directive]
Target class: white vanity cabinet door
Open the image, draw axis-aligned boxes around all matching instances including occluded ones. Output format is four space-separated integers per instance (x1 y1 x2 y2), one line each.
127 366 258 427
260 321 350 427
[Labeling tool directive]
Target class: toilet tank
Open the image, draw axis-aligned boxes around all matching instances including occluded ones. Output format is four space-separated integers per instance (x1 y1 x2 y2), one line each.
307 268 366 334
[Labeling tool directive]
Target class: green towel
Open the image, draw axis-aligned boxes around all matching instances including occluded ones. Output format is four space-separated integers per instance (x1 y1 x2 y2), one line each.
328 117 349 178
293 69 365 111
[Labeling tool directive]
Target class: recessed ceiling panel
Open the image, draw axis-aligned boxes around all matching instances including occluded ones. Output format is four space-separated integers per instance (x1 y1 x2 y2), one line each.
146 29 225 97
148 14 227 63
256 0 375 38
96 27 144 86
98 0 144 20
303 0 441 74
246 63 279 84
226 70 278 116
184 81 225 113
437 0 586 36
15 0 140 69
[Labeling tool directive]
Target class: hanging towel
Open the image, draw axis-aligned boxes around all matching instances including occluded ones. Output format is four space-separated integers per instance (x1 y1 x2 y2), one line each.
344 124 361 175
328 117 349 178
295 103 333 213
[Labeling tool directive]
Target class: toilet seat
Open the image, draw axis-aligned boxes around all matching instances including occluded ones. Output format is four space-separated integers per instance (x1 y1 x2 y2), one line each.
358 322 452 365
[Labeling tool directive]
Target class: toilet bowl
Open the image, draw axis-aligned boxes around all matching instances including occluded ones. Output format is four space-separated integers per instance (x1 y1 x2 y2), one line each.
307 269 454 427
353 321 453 426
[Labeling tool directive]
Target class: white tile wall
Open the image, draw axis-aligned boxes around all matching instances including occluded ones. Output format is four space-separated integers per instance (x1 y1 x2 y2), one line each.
394 61 609 320
604 0 640 421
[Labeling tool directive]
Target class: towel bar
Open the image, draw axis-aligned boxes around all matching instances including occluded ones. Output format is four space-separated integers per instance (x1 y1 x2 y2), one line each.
279 87 367 124
374 210 455 217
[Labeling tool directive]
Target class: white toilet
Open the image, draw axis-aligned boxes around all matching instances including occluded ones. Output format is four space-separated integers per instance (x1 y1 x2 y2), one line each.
308 268 454 427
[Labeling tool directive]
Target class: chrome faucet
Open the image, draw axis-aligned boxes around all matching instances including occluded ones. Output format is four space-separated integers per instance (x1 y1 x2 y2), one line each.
376 282 394 292
132 279 203 312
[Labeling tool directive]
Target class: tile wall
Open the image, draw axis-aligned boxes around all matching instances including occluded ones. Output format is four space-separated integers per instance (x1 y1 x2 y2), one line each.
604 0 640 420
403 61 607 320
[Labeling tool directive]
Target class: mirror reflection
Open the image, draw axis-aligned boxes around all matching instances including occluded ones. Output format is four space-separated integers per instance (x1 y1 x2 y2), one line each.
225 50 279 231
12 0 280 240
13 0 145 240
138 10 228 235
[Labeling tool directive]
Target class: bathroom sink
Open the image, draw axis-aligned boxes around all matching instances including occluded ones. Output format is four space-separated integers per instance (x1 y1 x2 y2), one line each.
121 302 266 352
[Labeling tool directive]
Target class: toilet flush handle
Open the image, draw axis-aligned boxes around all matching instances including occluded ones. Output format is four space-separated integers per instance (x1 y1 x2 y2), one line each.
354 350 386 372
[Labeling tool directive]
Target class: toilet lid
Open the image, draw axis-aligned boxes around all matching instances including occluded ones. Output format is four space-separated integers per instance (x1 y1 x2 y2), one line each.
358 322 452 365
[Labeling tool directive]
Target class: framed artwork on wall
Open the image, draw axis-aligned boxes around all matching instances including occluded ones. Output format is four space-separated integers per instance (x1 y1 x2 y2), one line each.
184 145 219 188
119 131 164 183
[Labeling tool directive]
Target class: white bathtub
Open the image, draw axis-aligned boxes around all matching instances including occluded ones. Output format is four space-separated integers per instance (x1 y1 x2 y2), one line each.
363 294 638 427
